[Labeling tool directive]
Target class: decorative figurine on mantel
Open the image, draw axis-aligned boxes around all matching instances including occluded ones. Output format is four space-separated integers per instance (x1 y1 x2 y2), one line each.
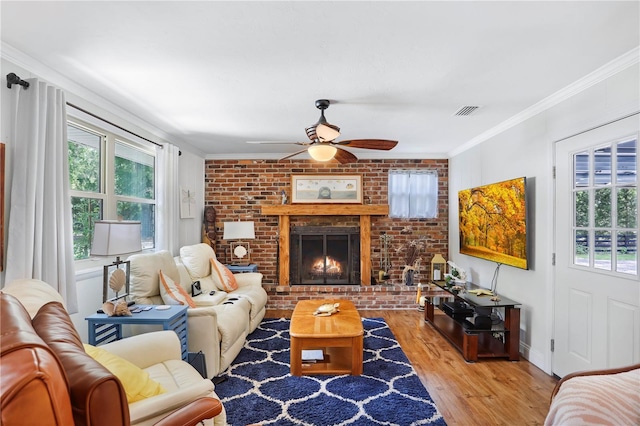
202 206 217 250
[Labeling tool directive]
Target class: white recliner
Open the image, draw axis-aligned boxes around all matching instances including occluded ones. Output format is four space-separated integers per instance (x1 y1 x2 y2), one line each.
128 246 266 379
177 243 267 333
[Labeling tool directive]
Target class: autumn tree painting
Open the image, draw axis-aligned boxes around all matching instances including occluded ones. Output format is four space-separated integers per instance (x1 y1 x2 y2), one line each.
458 177 528 269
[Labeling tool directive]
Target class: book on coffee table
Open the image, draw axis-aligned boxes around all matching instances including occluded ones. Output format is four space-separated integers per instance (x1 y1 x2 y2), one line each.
301 349 324 362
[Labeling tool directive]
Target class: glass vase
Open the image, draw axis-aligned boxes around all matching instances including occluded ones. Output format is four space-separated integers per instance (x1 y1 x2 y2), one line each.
404 269 415 286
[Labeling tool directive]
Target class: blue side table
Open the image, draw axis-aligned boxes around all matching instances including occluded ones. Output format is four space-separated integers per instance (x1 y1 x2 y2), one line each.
86 305 189 361
226 264 258 273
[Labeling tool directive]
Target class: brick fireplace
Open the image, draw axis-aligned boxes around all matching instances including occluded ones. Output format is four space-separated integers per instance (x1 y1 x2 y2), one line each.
261 204 388 286
204 158 449 310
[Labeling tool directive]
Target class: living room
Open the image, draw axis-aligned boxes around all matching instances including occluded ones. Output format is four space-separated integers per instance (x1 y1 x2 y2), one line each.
1 2 639 425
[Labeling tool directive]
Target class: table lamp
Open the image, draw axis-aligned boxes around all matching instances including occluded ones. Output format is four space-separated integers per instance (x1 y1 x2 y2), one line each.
91 220 142 303
223 221 255 265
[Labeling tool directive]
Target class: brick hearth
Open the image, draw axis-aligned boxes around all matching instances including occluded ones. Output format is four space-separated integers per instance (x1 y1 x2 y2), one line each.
263 283 421 310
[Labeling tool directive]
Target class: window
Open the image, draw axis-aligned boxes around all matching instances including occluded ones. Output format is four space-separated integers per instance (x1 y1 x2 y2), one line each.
573 137 637 275
68 120 156 260
388 170 438 219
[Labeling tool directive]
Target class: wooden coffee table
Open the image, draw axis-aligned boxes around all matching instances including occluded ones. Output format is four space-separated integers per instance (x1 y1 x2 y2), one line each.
289 299 363 376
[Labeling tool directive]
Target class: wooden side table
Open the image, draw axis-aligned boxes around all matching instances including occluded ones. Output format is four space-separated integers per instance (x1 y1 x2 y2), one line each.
86 305 189 361
226 264 258 273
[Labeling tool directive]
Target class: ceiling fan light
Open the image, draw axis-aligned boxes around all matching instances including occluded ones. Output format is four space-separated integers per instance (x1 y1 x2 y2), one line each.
316 123 340 141
308 144 337 162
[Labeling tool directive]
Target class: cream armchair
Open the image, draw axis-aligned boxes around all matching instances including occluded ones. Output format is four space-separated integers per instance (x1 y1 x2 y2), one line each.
1 279 227 426
128 250 258 378
177 243 267 332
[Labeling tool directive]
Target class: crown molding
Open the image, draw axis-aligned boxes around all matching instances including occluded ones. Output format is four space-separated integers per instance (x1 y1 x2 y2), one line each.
450 46 640 157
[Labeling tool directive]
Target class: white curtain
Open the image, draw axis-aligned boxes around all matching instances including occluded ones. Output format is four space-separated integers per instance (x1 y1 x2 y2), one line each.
156 142 180 255
5 79 78 313
389 169 438 219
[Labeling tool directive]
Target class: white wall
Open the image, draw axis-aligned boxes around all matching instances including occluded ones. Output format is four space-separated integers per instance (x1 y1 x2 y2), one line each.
0 57 205 341
449 62 639 374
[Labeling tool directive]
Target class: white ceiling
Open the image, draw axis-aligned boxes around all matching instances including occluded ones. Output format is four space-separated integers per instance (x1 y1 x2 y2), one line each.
1 1 638 160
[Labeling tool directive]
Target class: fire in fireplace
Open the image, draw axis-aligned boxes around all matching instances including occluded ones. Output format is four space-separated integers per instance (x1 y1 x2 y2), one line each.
290 226 360 285
311 256 343 279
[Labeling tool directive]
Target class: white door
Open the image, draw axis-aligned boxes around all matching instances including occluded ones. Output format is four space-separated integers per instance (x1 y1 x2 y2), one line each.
554 114 640 378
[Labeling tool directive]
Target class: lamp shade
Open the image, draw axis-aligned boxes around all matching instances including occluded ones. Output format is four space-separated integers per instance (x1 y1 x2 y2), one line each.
223 221 255 240
315 123 340 141
308 144 337 162
91 220 142 256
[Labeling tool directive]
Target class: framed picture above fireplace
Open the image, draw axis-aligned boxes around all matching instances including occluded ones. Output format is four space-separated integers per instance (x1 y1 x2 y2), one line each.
291 174 362 204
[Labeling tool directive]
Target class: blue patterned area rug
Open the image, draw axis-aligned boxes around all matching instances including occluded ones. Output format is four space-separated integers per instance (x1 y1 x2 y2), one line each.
215 317 447 426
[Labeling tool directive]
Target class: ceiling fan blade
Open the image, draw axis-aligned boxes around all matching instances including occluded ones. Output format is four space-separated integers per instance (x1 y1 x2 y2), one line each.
279 148 309 161
332 147 358 164
337 139 398 150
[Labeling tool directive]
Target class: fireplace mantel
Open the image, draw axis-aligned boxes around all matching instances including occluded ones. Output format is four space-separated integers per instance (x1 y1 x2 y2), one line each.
261 205 388 216
261 204 389 286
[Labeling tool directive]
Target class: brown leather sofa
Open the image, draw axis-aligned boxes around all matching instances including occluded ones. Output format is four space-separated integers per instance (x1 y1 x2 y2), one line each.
0 291 222 426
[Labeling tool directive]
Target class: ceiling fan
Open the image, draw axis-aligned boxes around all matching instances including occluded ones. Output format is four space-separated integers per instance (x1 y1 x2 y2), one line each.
249 99 398 163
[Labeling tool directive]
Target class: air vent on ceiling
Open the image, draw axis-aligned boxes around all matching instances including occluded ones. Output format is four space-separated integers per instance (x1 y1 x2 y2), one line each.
453 105 481 116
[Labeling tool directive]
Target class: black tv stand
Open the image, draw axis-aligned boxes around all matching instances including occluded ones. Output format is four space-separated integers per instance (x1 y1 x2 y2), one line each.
424 281 521 362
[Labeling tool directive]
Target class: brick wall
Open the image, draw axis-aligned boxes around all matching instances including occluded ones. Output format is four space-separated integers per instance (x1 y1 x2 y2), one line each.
204 158 448 309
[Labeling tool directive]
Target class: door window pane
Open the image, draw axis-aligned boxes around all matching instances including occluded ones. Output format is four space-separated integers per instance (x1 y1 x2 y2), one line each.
574 151 589 187
594 230 612 270
574 230 589 266
594 188 611 227
617 188 637 228
594 146 612 186
574 190 589 227
616 231 637 275
616 139 636 184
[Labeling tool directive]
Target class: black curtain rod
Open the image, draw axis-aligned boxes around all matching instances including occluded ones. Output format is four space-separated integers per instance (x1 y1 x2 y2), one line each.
67 102 163 148
6 72 163 149
6 72 30 89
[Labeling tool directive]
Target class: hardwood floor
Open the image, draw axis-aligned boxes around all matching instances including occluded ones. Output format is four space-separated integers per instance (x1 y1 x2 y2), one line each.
266 308 558 426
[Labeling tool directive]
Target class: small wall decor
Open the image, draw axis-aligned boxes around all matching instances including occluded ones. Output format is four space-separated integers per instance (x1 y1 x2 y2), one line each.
291 174 362 204
180 187 196 219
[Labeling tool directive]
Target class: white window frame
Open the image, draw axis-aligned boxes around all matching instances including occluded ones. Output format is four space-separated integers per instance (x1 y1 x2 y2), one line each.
68 118 157 265
388 169 438 219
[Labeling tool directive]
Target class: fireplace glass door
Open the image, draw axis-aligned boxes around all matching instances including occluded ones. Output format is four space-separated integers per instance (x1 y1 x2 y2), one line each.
290 226 359 285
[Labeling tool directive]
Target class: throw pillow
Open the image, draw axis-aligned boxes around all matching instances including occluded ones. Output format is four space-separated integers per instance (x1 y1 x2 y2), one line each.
210 257 239 292
159 270 196 308
83 343 167 403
